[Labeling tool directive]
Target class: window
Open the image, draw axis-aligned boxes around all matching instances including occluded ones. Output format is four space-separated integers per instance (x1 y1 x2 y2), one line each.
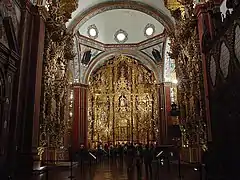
114 29 128 43
87 24 98 39
144 24 155 38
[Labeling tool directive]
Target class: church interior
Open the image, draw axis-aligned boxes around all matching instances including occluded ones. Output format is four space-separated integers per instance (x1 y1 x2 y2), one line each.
0 0 240 179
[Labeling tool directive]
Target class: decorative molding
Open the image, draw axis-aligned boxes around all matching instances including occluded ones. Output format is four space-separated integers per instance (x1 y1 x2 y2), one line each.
76 31 166 51
67 1 174 34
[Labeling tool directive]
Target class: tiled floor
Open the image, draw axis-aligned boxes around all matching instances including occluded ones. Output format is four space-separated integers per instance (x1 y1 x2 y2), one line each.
32 159 200 180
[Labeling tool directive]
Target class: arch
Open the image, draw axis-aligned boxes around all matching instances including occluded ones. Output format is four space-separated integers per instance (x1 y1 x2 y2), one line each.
67 1 174 33
83 49 163 84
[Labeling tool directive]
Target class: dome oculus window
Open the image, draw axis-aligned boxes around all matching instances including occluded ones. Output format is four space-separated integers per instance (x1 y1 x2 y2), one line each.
114 29 128 43
87 24 98 39
144 23 155 38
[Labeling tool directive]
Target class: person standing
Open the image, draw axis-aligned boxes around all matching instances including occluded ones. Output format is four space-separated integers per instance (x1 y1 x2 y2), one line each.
143 144 153 179
136 144 143 179
126 144 136 179
78 144 87 171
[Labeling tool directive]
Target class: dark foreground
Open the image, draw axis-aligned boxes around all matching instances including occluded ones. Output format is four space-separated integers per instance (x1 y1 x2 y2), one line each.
31 159 200 180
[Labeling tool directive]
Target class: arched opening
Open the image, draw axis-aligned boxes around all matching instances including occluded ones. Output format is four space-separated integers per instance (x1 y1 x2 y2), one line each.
87 55 159 147
83 50 163 84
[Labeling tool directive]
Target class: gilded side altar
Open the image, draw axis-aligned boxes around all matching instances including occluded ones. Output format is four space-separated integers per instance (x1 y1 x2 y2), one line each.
88 56 159 145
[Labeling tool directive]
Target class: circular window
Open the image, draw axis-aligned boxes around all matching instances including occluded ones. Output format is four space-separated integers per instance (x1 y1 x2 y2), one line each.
89 28 97 37
114 29 128 43
117 33 126 41
146 27 154 36
144 24 155 38
87 24 98 39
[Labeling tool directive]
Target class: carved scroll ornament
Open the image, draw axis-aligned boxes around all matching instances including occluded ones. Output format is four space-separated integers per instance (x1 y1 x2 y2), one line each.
88 56 159 145
39 0 77 151
169 4 208 151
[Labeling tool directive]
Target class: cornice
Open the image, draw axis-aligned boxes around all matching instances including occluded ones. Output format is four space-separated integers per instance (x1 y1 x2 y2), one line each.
67 1 174 34
76 32 166 51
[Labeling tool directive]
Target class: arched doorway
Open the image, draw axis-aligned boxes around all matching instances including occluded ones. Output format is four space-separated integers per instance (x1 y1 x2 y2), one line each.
87 55 159 147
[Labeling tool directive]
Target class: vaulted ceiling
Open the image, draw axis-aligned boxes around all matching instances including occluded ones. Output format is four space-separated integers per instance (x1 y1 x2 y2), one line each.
67 0 174 44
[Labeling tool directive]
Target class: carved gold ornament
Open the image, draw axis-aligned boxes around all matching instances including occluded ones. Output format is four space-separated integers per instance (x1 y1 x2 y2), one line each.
88 55 159 145
38 0 77 161
169 2 208 152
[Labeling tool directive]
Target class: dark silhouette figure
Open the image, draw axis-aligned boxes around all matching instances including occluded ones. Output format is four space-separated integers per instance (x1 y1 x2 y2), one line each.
118 143 124 161
144 145 153 179
136 144 143 179
126 144 136 177
97 144 104 162
78 144 88 172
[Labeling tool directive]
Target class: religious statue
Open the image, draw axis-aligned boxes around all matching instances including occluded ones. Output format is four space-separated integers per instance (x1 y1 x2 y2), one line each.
119 95 127 112
138 72 143 83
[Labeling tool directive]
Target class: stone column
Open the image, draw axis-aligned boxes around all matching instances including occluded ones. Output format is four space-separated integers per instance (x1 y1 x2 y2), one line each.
73 84 88 151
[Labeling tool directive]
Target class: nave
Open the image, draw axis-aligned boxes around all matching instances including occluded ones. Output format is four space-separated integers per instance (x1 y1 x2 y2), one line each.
32 159 199 180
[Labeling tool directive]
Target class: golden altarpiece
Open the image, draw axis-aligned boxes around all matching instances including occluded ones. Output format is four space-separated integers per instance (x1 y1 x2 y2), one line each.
88 56 159 145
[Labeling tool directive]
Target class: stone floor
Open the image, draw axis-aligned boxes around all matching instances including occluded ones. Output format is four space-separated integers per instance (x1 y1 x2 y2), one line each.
32 159 201 180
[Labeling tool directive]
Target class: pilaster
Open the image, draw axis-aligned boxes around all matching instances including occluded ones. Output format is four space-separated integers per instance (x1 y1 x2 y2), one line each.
73 83 88 151
157 83 171 144
13 4 48 177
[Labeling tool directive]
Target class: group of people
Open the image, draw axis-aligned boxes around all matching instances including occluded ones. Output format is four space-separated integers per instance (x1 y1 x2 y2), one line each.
76 142 166 179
